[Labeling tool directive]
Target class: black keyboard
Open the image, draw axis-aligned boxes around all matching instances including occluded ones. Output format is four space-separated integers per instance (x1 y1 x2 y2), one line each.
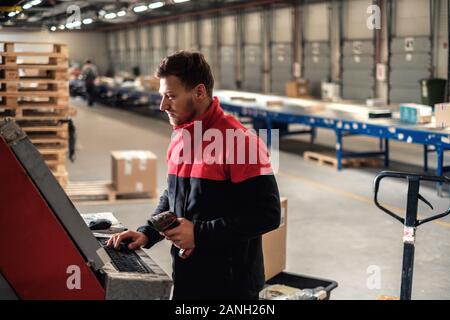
98 237 153 274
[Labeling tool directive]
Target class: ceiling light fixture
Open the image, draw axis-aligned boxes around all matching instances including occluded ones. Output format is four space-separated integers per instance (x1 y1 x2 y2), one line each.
117 10 126 17
104 12 117 19
133 5 148 13
149 2 164 9
82 18 93 24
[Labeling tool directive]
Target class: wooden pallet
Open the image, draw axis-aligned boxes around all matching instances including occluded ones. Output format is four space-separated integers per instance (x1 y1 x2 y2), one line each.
32 139 68 149
0 107 74 119
0 41 67 54
38 146 67 163
0 79 68 92
0 71 68 81
20 122 68 131
0 52 67 58
46 162 67 173
303 151 382 169
66 181 155 204
0 64 68 70
1 96 68 108
377 295 399 300
1 43 68 67
1 42 71 188
0 90 68 97
52 169 68 188
1 81 68 92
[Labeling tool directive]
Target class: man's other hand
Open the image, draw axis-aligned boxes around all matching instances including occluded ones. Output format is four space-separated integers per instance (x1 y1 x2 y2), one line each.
162 218 195 250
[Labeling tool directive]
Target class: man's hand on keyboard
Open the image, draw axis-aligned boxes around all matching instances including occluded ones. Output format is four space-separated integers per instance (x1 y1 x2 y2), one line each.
107 231 149 250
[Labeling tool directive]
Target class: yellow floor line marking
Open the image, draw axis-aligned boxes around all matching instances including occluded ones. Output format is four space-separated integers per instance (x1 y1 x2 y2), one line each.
277 170 450 229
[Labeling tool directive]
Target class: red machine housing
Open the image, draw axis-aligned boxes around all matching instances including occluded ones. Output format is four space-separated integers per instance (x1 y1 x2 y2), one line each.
0 137 105 299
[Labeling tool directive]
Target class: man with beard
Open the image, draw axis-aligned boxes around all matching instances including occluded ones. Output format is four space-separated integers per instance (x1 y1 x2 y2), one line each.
108 51 281 300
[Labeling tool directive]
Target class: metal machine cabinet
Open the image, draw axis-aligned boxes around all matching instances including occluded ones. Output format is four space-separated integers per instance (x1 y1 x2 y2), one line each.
389 36 431 103
342 40 375 100
271 43 293 94
303 41 330 97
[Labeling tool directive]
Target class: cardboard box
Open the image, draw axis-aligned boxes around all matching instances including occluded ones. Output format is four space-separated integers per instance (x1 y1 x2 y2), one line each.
111 150 157 196
399 103 432 124
263 197 288 281
321 82 340 101
265 100 284 107
141 76 160 91
230 96 257 103
435 103 450 128
366 98 385 107
285 80 309 98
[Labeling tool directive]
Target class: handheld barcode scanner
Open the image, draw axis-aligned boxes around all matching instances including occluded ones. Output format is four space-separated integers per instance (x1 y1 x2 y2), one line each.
148 211 193 259
373 171 450 300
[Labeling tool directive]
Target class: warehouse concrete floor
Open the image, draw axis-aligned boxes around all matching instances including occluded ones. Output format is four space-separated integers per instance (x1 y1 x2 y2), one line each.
69 97 450 300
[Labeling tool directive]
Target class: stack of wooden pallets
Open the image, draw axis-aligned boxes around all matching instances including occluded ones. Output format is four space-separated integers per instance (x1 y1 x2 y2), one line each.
0 41 75 188
303 151 382 169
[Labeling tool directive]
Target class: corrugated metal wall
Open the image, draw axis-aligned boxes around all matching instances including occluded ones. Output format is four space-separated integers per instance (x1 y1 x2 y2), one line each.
342 0 375 100
219 15 237 90
270 7 293 94
104 0 447 102
389 0 431 103
243 11 263 92
302 3 330 97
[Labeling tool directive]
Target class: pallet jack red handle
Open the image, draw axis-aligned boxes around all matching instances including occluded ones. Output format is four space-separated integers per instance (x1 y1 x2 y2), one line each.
373 171 450 226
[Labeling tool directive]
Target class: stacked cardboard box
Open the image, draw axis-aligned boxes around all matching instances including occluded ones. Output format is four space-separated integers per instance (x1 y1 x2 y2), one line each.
321 82 340 101
141 76 160 91
0 41 73 188
435 103 450 128
263 197 288 281
285 80 309 98
111 150 158 197
399 103 432 124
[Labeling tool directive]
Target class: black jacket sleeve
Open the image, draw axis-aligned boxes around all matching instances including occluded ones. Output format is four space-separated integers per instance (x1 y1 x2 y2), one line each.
193 174 281 249
137 189 169 249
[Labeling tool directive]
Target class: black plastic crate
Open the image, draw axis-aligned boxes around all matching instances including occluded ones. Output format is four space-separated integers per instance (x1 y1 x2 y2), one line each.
264 271 338 300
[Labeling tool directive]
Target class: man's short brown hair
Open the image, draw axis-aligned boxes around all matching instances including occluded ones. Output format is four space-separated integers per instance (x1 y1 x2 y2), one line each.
156 51 214 97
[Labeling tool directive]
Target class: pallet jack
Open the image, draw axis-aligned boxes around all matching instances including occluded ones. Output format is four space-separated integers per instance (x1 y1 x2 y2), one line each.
373 171 450 300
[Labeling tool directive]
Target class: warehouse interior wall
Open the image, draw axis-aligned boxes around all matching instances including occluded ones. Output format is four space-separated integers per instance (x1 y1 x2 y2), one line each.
101 0 448 102
0 31 108 74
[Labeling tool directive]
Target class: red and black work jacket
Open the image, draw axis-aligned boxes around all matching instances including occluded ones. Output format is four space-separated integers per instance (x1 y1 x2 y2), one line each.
138 97 281 299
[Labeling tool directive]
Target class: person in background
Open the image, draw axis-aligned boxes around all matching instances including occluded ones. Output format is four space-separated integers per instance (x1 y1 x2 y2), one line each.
81 59 98 107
